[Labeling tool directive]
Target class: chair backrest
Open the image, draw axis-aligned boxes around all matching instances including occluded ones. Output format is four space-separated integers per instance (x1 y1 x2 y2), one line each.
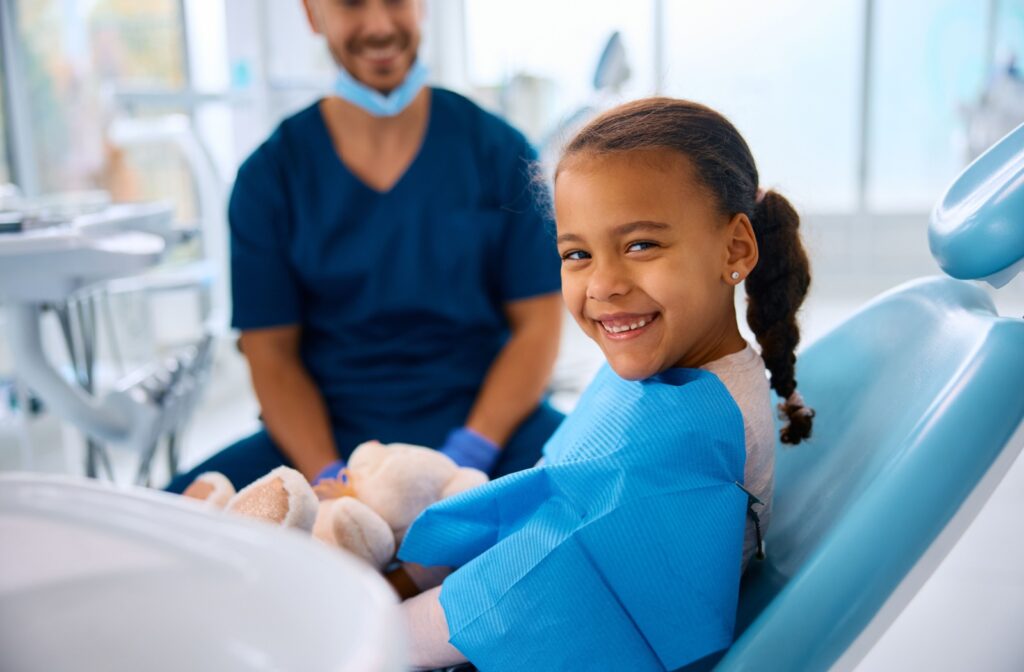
930 121 1024 286
716 276 1024 671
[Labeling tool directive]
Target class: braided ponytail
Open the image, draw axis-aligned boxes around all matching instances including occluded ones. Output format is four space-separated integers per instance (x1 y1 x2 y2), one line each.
746 189 814 443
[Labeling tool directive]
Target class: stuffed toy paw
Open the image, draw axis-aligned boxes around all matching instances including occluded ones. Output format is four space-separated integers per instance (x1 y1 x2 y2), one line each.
227 466 320 531
313 496 395 569
313 440 489 569
184 466 319 532
179 441 489 571
182 472 236 509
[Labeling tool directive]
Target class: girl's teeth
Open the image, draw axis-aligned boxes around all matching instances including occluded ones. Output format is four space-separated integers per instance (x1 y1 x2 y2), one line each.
603 318 651 334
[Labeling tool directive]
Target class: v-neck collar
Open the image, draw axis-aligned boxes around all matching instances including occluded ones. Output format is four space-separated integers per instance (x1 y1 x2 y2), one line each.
314 89 436 197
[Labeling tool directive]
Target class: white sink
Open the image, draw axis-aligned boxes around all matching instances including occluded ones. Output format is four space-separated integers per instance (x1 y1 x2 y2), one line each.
0 474 406 672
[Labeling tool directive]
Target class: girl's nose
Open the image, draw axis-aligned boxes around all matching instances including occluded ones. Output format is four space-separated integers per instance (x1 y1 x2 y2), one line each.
586 259 631 302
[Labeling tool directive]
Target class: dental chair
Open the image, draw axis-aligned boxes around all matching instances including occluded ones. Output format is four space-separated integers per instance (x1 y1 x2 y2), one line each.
716 124 1024 670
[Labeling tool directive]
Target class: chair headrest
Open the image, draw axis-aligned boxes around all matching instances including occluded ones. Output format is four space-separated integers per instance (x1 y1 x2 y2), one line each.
929 122 1024 288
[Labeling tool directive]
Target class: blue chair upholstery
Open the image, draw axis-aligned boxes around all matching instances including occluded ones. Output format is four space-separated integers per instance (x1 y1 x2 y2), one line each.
716 277 1024 670
930 121 1024 285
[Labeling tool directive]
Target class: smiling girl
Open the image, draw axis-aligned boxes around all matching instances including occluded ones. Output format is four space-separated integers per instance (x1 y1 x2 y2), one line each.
397 98 815 671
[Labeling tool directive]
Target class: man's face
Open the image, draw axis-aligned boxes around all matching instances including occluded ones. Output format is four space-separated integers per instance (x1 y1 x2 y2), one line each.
305 0 423 94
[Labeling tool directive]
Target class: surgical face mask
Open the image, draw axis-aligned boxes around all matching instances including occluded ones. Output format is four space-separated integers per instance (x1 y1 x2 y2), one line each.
332 58 429 118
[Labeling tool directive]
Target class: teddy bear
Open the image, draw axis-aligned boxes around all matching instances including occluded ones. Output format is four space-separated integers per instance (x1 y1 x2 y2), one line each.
182 440 489 570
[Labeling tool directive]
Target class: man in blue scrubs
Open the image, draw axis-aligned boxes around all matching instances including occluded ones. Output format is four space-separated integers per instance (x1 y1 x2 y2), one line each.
167 0 563 493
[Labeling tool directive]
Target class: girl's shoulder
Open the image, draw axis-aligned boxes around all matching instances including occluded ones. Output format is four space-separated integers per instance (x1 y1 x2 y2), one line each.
544 364 745 466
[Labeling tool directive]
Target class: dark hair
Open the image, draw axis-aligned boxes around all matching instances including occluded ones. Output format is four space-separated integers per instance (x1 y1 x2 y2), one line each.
558 97 814 444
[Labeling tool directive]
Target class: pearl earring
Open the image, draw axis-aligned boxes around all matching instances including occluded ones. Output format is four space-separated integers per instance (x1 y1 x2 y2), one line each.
730 271 741 281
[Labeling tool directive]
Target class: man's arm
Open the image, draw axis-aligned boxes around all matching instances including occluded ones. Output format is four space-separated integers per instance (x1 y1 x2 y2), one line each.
239 326 338 481
463 293 563 447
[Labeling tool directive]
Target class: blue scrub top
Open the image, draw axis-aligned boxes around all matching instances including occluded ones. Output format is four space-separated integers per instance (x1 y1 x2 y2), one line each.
228 88 561 453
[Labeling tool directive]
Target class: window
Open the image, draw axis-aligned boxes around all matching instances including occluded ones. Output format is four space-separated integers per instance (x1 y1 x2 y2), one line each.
0 51 9 185
464 1 863 213
661 0 863 213
13 0 192 218
995 0 1024 61
867 0 990 211
959 0 1024 165
463 0 656 145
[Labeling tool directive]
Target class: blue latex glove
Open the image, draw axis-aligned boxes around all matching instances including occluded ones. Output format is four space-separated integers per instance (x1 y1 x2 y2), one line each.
311 459 346 485
439 427 500 473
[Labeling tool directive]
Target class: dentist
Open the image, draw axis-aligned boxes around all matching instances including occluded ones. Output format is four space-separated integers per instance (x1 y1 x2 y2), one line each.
167 0 563 493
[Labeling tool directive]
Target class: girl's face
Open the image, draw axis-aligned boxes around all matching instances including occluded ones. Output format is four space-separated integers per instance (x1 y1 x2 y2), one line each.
555 149 755 381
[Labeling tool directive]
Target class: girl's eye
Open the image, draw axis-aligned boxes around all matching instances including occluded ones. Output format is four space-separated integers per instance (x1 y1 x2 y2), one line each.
627 241 659 253
561 250 591 262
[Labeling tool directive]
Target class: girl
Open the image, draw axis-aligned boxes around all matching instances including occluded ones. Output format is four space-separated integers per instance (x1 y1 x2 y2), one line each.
395 97 813 671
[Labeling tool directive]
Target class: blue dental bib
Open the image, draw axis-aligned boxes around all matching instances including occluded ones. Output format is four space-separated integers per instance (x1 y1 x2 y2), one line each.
399 365 749 671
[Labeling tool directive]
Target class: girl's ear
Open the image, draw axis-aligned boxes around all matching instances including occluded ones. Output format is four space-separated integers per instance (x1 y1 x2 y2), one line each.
722 213 759 284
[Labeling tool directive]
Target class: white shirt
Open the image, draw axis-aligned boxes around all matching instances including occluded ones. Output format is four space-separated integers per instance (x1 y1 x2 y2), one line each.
701 343 776 569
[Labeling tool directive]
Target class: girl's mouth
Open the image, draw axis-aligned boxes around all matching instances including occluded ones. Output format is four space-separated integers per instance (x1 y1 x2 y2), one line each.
597 313 659 340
